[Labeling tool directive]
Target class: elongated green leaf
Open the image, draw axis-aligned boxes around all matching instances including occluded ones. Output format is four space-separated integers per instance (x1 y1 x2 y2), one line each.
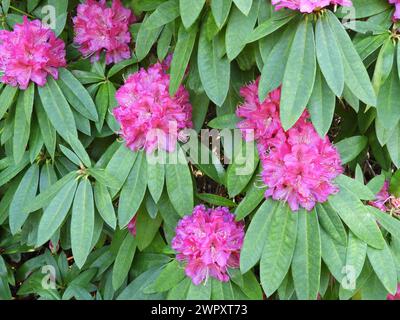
165 146 193 216
71 178 95 268
335 174 375 201
234 183 266 220
0 85 18 120
58 68 98 121
260 203 298 296
147 156 165 203
315 15 344 96
233 0 252 15
369 206 400 239
247 14 295 43
169 23 197 95
320 228 346 282
9 164 39 234
372 38 395 94
145 260 185 293
316 203 347 246
94 182 116 230
367 242 398 294
307 66 336 137
291 209 321 300
136 15 163 61
0 153 30 188
37 179 78 246
327 11 376 106
146 0 180 29
346 231 367 279
35 98 56 160
225 0 260 61
198 26 230 106
280 17 316 130
240 200 277 273
112 234 137 290
335 136 368 164
87 168 120 190
179 0 205 28
329 188 385 249
38 77 77 142
211 0 232 28
118 151 148 227
13 84 34 164
186 281 212 300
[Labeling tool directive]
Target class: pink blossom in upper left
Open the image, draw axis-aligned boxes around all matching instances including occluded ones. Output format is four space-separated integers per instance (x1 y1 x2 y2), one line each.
73 0 136 64
172 205 245 285
0 16 66 90
113 62 193 154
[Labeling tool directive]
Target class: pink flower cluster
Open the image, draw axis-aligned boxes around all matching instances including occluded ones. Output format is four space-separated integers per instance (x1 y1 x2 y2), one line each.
113 62 193 154
73 0 135 64
369 181 400 214
272 0 352 13
172 205 245 285
387 285 400 300
0 17 66 89
236 79 343 211
389 0 400 21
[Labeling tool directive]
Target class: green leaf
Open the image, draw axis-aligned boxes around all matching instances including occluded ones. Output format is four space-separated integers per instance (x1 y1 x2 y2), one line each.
24 171 77 213
211 0 232 28
329 188 385 249
35 98 56 160
71 178 95 268
0 153 29 188
258 21 297 101
144 259 185 293
38 77 77 142
87 168 120 190
280 17 316 130
345 231 367 279
165 146 193 216
320 228 346 281
93 182 116 230
307 66 336 137
196 193 237 207
58 68 98 122
9 164 39 234
198 26 230 106
147 154 165 203
372 38 395 95
367 242 398 295
37 178 78 246
240 200 279 273
247 13 295 43
145 0 180 29
316 202 347 246
136 211 163 251
233 0 252 15
0 85 18 120
226 141 258 198
376 67 400 132
118 151 148 227
179 0 205 29
315 15 344 97
234 182 266 220
225 0 260 61
135 16 163 61
335 174 375 201
335 136 368 164
112 233 137 290
369 206 400 239
169 23 197 95
327 11 376 106
186 281 212 300
260 203 298 296
208 114 240 129
13 84 34 164
291 209 321 300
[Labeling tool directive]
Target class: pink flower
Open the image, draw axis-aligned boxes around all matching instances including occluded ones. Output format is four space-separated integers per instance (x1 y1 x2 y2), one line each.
172 205 245 285
387 285 400 300
73 0 136 64
128 215 137 236
389 0 400 21
0 16 66 89
113 63 193 153
271 0 352 13
369 181 400 214
236 79 343 211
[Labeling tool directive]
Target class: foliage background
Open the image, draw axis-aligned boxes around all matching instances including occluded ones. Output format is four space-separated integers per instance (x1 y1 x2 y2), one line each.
0 0 400 300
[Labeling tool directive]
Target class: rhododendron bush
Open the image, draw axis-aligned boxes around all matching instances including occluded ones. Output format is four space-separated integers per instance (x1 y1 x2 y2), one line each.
1 0 400 302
